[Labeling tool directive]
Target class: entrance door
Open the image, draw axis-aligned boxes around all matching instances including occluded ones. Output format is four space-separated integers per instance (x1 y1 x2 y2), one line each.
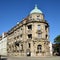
37 45 42 53
26 49 31 56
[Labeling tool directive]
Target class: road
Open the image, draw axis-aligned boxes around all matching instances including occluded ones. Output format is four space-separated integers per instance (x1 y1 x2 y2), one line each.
7 56 60 60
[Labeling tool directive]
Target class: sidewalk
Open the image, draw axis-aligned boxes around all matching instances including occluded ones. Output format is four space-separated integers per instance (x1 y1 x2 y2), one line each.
8 56 60 60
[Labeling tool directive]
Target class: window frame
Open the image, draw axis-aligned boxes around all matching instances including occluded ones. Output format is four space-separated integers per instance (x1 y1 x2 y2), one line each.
37 25 41 30
27 25 32 30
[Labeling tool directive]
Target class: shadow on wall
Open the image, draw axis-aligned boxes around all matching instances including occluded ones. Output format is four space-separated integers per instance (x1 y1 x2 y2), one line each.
1 58 7 60
0 55 7 60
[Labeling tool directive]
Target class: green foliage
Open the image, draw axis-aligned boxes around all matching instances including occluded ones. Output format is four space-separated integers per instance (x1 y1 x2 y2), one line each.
54 44 60 52
54 35 60 55
54 35 60 43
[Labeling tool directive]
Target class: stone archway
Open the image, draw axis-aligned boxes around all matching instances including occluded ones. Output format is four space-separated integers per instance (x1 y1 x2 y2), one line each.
37 45 42 53
36 45 42 56
37 44 42 53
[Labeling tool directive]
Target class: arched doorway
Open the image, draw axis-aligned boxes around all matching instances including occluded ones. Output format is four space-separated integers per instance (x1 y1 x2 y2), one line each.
37 45 42 53
26 49 31 56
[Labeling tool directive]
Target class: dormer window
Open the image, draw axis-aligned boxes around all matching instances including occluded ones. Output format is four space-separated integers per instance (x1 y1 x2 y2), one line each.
37 15 40 17
37 15 42 21
30 16 32 18
37 18 40 20
29 16 32 20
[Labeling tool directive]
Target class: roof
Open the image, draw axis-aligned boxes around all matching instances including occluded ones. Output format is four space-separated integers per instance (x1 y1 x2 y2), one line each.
30 5 42 14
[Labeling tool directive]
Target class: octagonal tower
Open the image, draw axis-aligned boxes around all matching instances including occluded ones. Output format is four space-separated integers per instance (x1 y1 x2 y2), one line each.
25 5 50 56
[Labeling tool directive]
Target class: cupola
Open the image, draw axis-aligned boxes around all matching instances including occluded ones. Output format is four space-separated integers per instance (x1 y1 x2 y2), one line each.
30 5 42 14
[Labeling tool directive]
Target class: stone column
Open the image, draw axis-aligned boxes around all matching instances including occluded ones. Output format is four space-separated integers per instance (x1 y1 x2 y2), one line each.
31 41 35 56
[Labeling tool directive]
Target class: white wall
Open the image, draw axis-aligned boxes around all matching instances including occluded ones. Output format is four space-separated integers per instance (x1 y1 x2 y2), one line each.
49 42 53 56
0 37 7 56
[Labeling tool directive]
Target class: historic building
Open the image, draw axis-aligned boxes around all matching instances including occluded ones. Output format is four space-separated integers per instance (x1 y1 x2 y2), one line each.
0 5 52 57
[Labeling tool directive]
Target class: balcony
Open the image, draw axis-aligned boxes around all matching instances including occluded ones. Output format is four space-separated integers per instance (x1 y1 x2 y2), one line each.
34 37 48 41
35 38 41 40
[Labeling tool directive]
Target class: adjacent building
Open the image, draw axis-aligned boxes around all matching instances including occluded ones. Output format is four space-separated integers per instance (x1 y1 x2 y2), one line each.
0 33 7 56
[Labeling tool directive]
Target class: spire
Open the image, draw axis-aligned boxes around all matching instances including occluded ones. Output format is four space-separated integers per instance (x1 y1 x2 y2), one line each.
35 4 38 9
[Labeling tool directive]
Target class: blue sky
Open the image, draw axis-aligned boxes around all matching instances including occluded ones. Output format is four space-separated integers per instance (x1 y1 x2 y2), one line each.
0 0 60 43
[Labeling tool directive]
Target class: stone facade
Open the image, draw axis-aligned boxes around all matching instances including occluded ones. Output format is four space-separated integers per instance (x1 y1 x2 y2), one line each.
0 5 52 57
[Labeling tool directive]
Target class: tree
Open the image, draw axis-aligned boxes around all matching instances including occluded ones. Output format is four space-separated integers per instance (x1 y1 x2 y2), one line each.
54 35 60 56
54 35 60 44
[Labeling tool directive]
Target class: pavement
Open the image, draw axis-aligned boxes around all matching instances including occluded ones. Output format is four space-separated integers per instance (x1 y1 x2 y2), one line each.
7 56 60 60
0 56 7 60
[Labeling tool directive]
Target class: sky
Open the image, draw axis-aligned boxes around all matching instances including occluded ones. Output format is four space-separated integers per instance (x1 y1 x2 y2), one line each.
0 0 60 43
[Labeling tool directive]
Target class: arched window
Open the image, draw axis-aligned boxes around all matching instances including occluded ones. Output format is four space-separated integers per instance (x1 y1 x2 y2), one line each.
37 45 42 53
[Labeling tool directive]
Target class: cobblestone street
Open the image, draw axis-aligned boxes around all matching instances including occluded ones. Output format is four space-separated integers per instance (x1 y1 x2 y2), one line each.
7 56 60 60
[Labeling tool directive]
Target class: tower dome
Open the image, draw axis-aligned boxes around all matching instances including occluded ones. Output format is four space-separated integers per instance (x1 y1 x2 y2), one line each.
30 5 42 14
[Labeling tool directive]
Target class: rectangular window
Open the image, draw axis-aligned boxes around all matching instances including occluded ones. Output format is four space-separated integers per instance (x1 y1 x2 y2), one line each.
20 34 22 37
38 25 40 30
28 25 32 30
46 34 48 39
37 18 40 20
45 25 48 30
38 33 41 38
21 44 23 50
17 35 19 39
28 34 32 39
14 37 16 40
37 15 40 17
28 43 31 48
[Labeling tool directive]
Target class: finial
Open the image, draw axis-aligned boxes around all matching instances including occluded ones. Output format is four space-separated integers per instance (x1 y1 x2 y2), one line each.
35 4 38 9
